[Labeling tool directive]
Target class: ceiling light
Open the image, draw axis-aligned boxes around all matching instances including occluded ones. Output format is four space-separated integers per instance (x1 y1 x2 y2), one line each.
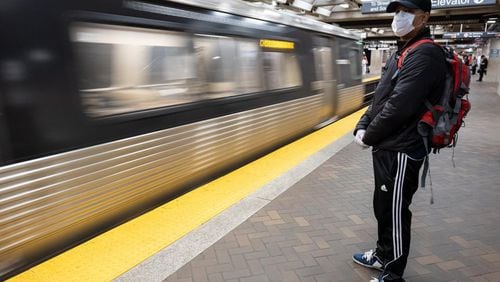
292 0 313 11
487 20 496 23
339 3 350 8
315 6 332 17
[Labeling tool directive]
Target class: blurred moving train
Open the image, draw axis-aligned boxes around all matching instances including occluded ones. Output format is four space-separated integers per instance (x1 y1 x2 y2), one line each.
0 0 368 278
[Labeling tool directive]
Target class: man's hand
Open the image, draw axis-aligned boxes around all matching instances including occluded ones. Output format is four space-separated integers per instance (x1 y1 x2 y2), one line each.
354 129 370 149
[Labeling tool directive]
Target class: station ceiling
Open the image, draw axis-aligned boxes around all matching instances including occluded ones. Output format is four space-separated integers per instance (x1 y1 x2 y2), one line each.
243 0 500 44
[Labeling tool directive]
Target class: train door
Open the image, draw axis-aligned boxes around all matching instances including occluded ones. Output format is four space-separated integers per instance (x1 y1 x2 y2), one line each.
333 37 364 116
312 36 336 123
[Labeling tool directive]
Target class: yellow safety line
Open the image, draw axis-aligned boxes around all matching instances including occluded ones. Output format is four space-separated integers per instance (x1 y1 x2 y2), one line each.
362 75 381 83
9 108 365 282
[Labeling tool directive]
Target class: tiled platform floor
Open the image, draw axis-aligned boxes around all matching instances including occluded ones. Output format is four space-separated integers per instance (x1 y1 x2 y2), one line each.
165 81 500 282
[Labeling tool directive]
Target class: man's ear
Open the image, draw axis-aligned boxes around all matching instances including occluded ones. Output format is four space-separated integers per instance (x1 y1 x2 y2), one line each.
423 12 430 24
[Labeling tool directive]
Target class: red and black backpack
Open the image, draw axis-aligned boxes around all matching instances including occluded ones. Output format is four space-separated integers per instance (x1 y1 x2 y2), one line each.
398 39 471 151
397 39 472 201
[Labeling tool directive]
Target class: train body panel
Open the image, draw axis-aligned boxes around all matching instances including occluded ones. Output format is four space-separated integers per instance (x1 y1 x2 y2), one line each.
0 0 364 278
0 95 324 277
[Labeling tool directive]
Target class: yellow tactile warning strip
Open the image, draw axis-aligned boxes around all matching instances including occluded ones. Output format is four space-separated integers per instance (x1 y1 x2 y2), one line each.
362 75 381 84
9 108 365 282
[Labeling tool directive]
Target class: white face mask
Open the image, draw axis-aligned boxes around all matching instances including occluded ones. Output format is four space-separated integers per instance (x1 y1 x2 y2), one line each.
391 11 415 37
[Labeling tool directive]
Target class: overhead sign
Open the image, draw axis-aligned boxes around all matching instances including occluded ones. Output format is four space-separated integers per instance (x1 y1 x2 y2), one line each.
365 44 390 49
361 0 497 14
490 49 500 58
361 0 391 13
442 32 500 39
259 39 295 50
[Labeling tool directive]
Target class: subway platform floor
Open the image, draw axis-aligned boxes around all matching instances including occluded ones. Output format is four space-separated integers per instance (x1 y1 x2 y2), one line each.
157 81 500 282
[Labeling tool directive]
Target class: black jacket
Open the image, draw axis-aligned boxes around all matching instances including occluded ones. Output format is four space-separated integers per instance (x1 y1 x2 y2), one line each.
480 57 488 71
355 27 447 154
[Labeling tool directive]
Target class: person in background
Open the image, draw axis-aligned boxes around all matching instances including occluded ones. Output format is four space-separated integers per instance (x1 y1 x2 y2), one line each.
363 54 369 74
471 56 477 75
478 55 488 82
351 0 447 280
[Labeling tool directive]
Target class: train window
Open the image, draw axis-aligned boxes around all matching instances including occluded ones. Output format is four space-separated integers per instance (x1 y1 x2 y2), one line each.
235 40 263 94
194 35 264 97
74 43 112 89
313 47 333 82
70 22 200 117
149 47 196 84
262 52 302 90
349 47 362 80
336 38 363 87
194 35 237 98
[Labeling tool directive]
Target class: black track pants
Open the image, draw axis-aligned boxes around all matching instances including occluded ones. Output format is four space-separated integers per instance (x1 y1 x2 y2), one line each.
478 70 485 81
372 149 423 280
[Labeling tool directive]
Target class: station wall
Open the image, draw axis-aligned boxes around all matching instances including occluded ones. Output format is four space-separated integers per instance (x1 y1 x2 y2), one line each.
480 39 500 94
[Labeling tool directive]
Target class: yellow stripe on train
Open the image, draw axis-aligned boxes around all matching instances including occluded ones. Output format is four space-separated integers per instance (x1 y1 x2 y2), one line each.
259 39 295 50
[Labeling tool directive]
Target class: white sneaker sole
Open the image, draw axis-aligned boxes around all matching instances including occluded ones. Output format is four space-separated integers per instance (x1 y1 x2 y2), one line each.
352 256 384 271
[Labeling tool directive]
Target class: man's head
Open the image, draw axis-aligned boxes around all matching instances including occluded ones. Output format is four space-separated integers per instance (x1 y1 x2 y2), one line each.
387 0 431 40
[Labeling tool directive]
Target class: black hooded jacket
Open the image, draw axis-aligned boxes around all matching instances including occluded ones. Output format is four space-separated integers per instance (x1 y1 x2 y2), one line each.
355 27 447 154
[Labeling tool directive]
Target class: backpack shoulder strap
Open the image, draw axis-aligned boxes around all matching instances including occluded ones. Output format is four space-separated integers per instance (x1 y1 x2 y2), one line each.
397 39 436 69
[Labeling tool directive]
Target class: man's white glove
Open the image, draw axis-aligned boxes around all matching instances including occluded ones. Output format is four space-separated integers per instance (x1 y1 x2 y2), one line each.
354 129 370 149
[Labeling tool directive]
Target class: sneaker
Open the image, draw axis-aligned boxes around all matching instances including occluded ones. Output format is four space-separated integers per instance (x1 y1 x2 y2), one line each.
352 249 384 271
369 273 389 282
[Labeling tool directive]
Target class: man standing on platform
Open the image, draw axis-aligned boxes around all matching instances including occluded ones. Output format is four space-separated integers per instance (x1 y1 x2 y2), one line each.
351 0 447 281
478 55 488 82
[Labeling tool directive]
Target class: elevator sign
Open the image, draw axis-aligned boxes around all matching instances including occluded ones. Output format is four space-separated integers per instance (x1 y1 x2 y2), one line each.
431 0 496 9
361 0 496 13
